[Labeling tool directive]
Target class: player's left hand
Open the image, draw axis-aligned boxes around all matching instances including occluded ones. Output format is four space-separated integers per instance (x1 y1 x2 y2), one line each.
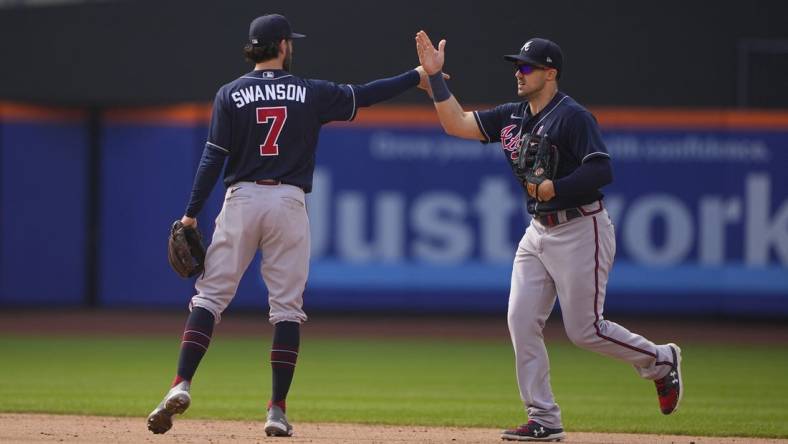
415 66 450 97
536 179 556 202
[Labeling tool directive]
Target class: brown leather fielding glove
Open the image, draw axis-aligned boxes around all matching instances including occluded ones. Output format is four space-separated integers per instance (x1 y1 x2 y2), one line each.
517 133 560 199
167 220 206 278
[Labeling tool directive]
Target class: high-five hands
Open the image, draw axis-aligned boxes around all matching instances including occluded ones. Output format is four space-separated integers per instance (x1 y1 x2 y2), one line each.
415 30 446 75
415 67 451 98
415 31 450 98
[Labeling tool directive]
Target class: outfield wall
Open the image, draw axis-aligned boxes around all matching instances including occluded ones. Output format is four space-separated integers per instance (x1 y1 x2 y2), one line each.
1 103 787 316
0 104 88 306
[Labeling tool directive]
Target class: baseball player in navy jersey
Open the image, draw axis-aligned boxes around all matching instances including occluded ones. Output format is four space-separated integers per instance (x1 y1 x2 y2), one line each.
146 14 434 437
416 31 683 441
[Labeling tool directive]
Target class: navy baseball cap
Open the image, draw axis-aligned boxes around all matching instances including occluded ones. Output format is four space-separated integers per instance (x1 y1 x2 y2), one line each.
249 14 306 45
504 38 563 78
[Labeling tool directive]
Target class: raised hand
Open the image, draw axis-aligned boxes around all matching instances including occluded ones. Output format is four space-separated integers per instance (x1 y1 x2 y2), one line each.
415 30 446 75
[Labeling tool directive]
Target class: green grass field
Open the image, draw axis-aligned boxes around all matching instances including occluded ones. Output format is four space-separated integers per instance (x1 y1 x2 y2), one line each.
1 335 787 438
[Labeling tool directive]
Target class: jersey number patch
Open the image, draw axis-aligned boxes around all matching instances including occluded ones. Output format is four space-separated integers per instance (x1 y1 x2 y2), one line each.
256 106 287 156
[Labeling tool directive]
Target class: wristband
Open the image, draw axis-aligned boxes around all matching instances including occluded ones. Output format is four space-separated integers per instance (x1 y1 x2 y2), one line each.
428 72 451 102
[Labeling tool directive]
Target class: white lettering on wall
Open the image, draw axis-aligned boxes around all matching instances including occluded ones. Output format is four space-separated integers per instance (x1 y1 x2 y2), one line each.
746 174 788 265
472 178 517 261
623 195 694 265
336 192 404 262
309 170 330 257
305 169 787 267
699 197 741 264
411 193 472 263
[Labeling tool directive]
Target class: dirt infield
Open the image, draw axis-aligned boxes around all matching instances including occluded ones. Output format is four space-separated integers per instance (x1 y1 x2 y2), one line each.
2 414 787 444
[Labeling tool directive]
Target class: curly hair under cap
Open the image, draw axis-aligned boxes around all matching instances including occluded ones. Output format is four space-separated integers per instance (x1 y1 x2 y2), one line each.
243 40 281 63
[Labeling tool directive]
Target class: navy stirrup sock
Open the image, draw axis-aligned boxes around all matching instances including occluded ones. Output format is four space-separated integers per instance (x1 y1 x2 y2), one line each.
269 321 300 412
173 307 215 386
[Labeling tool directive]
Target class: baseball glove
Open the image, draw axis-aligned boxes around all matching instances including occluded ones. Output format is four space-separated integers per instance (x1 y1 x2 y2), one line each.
167 220 206 278
516 133 559 199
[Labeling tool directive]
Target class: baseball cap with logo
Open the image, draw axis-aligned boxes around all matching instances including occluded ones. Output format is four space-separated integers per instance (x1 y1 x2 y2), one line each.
249 14 306 45
504 38 563 78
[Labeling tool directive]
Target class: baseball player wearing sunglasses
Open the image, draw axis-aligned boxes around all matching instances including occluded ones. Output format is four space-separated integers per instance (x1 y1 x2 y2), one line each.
416 31 683 442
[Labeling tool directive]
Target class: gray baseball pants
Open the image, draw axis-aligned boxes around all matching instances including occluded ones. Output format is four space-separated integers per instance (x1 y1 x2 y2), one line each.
507 201 675 428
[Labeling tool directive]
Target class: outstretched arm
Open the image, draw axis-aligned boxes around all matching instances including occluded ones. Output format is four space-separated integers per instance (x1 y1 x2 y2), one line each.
415 30 482 140
317 68 435 123
352 66 449 106
352 69 421 108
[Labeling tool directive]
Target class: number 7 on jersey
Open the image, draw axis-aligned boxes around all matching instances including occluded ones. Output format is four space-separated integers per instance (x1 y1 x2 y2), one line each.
256 106 287 156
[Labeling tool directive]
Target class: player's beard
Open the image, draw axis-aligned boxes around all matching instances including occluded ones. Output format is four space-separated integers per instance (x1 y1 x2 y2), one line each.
518 81 542 100
283 44 293 72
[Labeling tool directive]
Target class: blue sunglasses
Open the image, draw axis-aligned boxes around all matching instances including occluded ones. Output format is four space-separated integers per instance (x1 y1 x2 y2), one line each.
516 64 547 75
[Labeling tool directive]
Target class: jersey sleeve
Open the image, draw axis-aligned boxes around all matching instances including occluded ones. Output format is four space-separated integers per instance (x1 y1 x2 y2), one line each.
472 102 520 143
206 87 232 154
186 87 230 217
565 110 610 163
308 79 356 123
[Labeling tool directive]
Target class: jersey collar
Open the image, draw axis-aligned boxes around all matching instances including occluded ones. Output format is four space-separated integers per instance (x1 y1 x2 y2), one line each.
524 91 566 119
248 69 291 80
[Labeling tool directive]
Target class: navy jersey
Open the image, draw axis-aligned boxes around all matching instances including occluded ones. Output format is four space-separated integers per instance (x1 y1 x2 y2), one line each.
473 92 610 214
207 69 358 192
184 68 418 217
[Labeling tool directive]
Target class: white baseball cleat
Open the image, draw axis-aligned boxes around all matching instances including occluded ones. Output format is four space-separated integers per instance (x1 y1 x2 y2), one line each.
264 405 294 437
147 381 191 434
